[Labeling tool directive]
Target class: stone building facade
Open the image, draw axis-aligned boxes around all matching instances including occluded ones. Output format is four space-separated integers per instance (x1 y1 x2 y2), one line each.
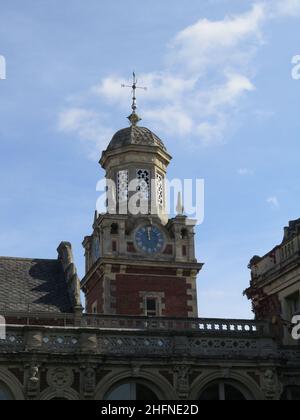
245 219 300 346
0 108 300 400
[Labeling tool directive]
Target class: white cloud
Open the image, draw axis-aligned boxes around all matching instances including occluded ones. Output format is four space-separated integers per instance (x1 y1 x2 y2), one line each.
93 73 197 105
267 196 280 208
58 2 300 156
58 108 113 160
238 168 254 176
196 117 227 146
196 73 255 115
90 70 255 146
253 109 275 121
169 3 266 74
144 105 194 137
92 76 129 106
274 0 300 17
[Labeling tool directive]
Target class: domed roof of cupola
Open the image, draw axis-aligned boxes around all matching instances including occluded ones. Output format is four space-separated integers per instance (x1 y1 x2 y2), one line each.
107 125 167 152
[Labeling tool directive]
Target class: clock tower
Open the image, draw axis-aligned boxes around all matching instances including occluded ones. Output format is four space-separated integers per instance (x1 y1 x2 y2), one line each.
81 78 203 318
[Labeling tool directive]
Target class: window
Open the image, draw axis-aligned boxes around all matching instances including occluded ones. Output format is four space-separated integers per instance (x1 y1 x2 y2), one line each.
281 387 300 401
105 382 159 401
156 173 164 209
92 237 100 263
146 298 158 317
111 223 119 235
112 240 117 253
91 301 98 314
137 169 150 201
117 170 128 203
181 229 188 240
286 291 300 319
0 381 14 401
199 381 247 401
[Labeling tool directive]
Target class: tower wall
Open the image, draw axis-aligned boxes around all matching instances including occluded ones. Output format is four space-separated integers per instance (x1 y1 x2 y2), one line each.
81 124 203 318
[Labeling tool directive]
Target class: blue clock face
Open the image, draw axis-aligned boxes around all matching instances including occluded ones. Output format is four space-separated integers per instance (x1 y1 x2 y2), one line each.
135 225 165 254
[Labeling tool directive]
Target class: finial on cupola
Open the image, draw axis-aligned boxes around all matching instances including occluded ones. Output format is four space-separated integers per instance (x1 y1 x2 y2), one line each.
121 72 147 126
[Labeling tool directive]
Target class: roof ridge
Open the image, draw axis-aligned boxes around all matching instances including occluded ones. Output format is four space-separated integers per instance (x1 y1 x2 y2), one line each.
0 256 58 262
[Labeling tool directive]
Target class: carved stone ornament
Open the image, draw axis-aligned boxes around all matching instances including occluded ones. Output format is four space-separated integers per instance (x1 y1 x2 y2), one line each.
83 368 96 395
47 367 74 390
174 365 190 395
27 364 40 395
29 365 39 384
261 369 283 400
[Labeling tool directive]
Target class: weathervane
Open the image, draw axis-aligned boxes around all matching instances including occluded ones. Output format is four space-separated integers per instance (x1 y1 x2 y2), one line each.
121 72 147 126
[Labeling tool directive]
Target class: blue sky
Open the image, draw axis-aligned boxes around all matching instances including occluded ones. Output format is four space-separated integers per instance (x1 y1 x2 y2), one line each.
0 0 300 318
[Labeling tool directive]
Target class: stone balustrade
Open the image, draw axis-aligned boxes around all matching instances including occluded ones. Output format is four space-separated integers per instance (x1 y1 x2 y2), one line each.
0 311 270 335
0 315 279 360
81 314 269 336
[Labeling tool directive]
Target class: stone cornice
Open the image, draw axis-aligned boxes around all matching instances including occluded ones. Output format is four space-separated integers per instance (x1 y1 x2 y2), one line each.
100 144 172 169
81 258 203 288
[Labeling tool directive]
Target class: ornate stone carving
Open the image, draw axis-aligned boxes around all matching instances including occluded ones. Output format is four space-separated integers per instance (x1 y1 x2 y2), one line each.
261 369 283 400
47 367 74 390
26 331 43 350
29 365 39 384
131 363 142 377
26 364 40 397
80 333 98 353
99 336 171 355
174 365 190 397
117 170 129 202
82 367 96 395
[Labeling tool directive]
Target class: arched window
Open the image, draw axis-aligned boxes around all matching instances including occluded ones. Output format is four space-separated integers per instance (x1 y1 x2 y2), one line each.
181 229 188 240
199 381 247 401
105 381 159 401
281 387 300 401
111 223 119 235
0 381 14 401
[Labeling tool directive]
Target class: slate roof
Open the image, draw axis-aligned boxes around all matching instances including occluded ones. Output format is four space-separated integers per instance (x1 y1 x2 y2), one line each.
0 257 73 313
107 126 167 152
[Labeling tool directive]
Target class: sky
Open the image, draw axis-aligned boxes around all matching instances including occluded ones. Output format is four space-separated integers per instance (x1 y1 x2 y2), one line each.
0 0 300 319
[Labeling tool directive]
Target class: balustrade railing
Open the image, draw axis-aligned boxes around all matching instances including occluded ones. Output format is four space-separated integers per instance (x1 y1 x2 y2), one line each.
81 314 268 336
0 310 270 336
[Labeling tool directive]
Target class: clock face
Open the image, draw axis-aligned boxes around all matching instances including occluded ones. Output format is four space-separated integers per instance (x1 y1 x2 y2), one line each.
135 225 165 254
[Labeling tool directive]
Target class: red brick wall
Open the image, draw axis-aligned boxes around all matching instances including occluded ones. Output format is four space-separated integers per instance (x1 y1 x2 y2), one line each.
125 266 177 276
115 274 190 317
85 274 103 313
83 265 195 317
